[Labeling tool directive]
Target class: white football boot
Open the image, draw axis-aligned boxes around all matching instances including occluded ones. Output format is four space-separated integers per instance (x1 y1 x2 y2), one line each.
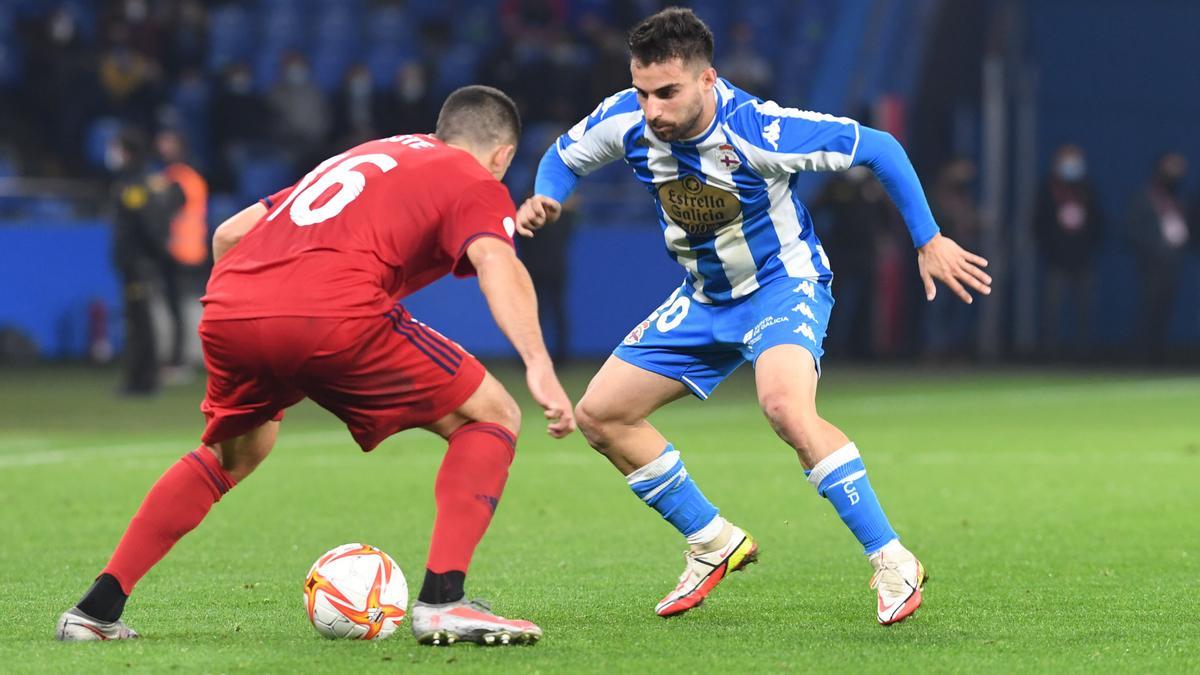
411 599 542 646
55 608 140 641
655 525 758 617
869 541 928 625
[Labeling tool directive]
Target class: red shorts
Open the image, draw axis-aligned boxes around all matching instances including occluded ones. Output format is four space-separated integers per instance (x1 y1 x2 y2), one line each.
199 306 485 451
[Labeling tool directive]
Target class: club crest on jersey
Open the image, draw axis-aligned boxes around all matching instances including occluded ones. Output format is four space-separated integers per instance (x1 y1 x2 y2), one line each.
623 319 653 346
716 144 741 170
657 174 743 236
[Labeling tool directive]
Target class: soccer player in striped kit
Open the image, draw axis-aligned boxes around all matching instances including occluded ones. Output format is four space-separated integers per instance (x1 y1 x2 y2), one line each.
518 8 990 624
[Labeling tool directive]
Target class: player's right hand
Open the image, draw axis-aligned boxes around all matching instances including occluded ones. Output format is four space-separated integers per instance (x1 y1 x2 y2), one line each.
525 358 575 438
514 195 562 238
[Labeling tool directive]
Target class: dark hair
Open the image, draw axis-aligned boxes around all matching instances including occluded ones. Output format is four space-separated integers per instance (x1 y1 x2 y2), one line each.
435 85 521 148
627 7 714 67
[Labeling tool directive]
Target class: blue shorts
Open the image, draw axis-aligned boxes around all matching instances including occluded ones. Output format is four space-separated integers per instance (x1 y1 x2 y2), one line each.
612 277 835 399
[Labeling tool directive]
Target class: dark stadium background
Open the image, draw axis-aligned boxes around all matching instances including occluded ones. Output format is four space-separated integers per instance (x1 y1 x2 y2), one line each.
0 0 1196 368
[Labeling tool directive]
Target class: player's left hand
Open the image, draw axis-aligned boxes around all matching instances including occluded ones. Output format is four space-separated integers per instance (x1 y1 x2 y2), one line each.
525 358 576 438
917 233 991 304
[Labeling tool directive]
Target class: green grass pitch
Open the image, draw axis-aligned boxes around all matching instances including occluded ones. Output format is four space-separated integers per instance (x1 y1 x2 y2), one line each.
0 364 1197 673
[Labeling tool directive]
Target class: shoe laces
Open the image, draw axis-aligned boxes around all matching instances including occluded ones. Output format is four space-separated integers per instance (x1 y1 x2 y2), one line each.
870 559 912 598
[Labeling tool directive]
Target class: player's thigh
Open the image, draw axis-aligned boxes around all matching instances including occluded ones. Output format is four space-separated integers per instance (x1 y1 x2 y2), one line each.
423 370 521 440
577 354 692 428
737 277 834 418
298 308 489 452
608 284 742 403
753 344 820 418
199 318 307 453
209 419 280 481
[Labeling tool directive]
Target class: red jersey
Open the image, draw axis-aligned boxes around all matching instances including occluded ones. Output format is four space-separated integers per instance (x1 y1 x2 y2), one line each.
201 134 516 320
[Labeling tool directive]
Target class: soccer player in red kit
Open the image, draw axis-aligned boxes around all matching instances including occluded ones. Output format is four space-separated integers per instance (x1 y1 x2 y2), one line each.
57 86 574 646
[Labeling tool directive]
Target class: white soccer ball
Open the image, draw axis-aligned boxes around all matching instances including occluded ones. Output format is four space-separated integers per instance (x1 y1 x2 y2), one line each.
303 543 408 640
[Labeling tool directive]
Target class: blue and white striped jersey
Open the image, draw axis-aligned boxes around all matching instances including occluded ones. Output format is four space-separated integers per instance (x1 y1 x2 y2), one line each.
554 78 860 304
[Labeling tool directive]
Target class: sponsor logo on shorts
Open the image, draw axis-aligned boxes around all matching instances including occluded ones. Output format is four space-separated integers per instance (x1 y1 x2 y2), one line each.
623 319 653 346
742 315 790 346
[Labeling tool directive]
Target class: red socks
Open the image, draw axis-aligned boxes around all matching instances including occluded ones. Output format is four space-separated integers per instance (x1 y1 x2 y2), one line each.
425 423 516 574
99 424 512 597
102 447 236 594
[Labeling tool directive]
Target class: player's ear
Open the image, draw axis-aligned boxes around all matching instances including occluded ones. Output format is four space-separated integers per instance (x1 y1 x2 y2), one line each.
489 143 516 180
699 66 717 88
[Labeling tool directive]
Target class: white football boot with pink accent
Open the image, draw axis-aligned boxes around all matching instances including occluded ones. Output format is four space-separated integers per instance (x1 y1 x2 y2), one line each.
411 599 542 646
870 542 928 625
55 608 140 641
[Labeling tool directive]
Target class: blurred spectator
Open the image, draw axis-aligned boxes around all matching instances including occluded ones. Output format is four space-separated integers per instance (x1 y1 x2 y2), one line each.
98 29 161 128
1128 152 1190 361
210 63 268 191
156 128 207 374
1035 144 1103 358
719 22 773 96
371 62 438 137
25 5 102 176
923 158 982 360
107 128 182 396
268 53 331 169
576 10 632 103
330 65 387 150
812 166 891 359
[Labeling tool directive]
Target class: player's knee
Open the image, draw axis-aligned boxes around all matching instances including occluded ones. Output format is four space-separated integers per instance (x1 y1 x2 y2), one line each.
574 397 611 448
475 388 522 438
497 392 522 438
759 393 820 451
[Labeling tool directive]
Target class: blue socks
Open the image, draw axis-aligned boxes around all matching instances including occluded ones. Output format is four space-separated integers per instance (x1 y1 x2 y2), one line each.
626 445 722 544
807 443 898 555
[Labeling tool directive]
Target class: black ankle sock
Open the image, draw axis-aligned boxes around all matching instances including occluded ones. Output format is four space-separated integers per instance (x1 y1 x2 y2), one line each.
417 569 465 605
76 574 127 623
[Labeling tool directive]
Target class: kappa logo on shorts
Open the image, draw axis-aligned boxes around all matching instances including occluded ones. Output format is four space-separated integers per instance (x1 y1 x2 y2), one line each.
793 323 816 342
792 280 816 300
791 302 817 321
623 319 653 346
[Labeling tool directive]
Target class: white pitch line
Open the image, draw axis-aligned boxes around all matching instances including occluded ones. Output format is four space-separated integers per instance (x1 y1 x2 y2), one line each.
0 430 353 471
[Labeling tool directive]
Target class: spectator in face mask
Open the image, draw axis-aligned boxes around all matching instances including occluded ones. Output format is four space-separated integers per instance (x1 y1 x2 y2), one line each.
267 53 331 169
1128 152 1190 362
330 65 387 151
1035 145 1103 359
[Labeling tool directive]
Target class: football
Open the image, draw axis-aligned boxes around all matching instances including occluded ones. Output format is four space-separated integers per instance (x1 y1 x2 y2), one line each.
303 543 408 640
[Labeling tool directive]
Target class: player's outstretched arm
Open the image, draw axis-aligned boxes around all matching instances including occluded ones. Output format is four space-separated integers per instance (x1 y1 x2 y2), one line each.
212 202 267 262
467 236 576 438
853 127 991 304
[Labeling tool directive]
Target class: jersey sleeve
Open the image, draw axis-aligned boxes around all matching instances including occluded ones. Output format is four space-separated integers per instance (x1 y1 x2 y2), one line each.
260 185 294 211
442 179 517 277
553 89 643 177
725 99 861 176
